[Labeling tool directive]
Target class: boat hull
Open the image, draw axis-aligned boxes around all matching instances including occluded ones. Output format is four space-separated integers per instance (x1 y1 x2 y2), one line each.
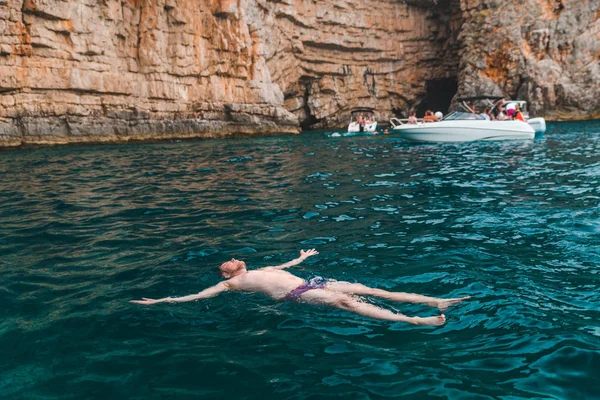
348 121 378 133
391 120 535 143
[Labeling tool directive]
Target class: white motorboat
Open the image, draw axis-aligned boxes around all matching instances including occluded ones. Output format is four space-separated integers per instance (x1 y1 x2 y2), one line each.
390 111 535 143
348 108 378 133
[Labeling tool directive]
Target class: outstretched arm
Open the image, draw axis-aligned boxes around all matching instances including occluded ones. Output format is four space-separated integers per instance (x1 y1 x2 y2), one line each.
130 282 229 305
269 249 319 270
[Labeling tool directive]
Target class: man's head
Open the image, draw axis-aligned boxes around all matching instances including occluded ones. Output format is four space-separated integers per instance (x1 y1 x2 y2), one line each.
219 258 247 279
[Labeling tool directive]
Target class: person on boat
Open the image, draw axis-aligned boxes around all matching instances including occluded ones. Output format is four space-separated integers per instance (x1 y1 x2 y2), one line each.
422 110 439 123
131 249 469 326
506 106 516 119
357 114 364 132
408 112 418 124
482 107 493 120
492 99 509 120
496 107 508 120
514 104 526 122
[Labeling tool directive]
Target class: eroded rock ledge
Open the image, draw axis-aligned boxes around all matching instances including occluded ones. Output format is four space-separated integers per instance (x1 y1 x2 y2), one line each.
1 0 598 147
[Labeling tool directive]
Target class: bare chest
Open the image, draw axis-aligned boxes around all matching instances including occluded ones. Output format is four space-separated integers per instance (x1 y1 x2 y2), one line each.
231 270 304 297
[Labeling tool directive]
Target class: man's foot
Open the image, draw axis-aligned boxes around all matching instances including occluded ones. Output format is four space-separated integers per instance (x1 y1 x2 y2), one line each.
413 314 446 326
435 296 470 312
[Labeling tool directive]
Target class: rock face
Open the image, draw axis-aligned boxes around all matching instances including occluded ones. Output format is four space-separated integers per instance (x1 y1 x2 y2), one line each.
0 0 598 147
457 0 600 120
0 0 300 147
261 0 463 129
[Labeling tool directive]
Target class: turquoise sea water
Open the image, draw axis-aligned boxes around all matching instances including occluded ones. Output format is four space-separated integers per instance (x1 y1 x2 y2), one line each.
1 121 599 399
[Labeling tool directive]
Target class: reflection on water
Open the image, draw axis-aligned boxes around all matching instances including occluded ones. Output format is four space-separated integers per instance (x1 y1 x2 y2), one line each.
1 121 600 398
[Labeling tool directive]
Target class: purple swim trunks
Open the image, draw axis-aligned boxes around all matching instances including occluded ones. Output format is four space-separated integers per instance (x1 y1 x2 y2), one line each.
283 276 328 302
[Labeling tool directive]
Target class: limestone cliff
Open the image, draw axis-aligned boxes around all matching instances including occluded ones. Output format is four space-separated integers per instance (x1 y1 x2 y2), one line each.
0 0 598 147
457 0 600 120
0 0 300 147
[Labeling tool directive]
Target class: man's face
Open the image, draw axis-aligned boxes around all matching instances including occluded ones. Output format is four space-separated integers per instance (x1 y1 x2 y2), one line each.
219 258 246 278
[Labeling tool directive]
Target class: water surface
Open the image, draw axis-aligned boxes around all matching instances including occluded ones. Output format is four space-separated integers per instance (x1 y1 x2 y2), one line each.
1 121 599 399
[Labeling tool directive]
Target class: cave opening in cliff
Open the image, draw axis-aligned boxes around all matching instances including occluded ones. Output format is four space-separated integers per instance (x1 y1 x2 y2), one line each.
300 112 321 130
416 78 458 116
299 79 324 130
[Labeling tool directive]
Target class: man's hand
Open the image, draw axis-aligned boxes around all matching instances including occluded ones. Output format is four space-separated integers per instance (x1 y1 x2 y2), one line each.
300 249 319 259
267 249 320 270
130 297 170 305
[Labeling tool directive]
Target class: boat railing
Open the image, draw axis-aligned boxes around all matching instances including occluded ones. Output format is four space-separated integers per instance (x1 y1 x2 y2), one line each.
390 117 423 128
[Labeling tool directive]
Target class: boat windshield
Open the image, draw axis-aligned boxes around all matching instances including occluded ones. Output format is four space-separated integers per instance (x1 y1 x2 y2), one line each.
350 110 376 122
443 111 486 121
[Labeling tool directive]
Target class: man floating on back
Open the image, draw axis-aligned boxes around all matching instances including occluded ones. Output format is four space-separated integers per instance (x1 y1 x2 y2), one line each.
131 249 469 326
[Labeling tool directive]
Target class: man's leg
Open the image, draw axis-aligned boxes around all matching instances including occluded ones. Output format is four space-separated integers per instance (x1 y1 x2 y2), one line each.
299 290 445 326
326 281 469 312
